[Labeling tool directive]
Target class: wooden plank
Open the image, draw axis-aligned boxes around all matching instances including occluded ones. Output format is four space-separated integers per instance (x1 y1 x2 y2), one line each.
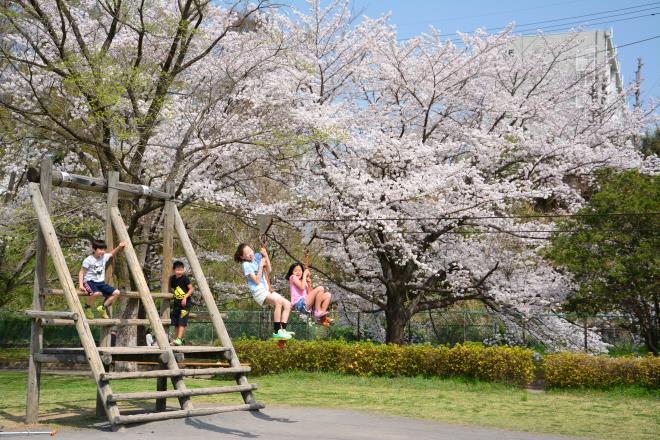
27 168 174 201
171 346 231 354
114 403 264 425
42 288 173 299
39 318 174 327
108 384 257 403
173 206 259 406
26 310 78 320
102 365 251 380
27 183 121 424
42 347 165 355
27 158 51 424
110 206 192 410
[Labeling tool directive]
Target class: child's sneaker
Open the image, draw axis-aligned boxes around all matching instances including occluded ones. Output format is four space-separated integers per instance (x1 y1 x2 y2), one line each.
273 329 291 340
172 338 183 346
282 329 295 337
84 306 94 320
96 305 109 319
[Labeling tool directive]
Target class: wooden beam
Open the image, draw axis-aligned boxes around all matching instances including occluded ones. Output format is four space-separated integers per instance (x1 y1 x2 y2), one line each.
159 182 175 321
27 168 174 201
26 310 78 320
110 206 192 410
173 206 259 406
114 403 264 425
101 365 251 380
33 353 88 364
38 318 174 327
97 171 118 416
157 183 174 412
42 288 173 299
27 158 51 424
108 384 257 402
27 183 121 425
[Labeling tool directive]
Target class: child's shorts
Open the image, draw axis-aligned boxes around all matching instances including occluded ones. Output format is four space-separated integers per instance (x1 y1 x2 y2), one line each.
293 297 309 314
171 300 191 327
83 280 117 297
252 288 271 306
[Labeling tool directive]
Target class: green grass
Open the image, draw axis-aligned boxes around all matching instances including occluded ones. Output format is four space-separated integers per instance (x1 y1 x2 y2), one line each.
0 371 658 439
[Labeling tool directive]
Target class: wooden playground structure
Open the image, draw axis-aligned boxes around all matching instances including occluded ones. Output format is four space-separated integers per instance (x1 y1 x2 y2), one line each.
24 158 263 430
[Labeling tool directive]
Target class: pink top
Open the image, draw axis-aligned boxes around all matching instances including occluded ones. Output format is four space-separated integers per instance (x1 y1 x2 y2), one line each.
289 276 307 305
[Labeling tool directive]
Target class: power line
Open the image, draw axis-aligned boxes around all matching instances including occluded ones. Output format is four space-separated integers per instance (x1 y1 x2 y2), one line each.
442 2 660 37
433 2 660 38
397 0 595 27
445 12 660 44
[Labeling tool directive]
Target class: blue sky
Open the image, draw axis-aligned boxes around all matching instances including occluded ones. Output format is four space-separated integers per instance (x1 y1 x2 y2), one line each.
284 0 660 107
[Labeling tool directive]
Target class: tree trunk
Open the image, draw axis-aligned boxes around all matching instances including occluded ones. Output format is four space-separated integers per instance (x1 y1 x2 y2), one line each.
384 296 409 344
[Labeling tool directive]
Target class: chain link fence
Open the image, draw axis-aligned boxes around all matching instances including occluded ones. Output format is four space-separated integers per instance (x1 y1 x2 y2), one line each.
0 309 639 352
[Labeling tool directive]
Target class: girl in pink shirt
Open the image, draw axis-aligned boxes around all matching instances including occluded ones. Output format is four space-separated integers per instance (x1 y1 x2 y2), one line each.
285 262 332 323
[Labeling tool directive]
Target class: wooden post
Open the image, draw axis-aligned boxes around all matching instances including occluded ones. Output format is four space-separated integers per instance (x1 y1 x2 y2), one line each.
157 181 175 411
27 183 121 424
173 206 257 406
97 171 118 417
110 206 192 410
26 158 51 424
160 182 175 320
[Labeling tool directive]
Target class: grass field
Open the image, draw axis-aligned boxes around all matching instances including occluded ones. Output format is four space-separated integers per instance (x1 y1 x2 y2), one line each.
0 370 658 439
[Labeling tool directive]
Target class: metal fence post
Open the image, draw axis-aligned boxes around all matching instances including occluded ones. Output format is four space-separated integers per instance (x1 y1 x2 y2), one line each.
357 311 361 341
583 317 588 352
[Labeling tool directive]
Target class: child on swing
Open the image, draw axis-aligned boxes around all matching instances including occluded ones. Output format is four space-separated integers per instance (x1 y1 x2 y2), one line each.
285 262 333 326
234 243 294 340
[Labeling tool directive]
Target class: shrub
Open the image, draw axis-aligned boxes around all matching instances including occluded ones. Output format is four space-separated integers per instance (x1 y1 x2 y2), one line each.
544 352 660 389
233 339 534 385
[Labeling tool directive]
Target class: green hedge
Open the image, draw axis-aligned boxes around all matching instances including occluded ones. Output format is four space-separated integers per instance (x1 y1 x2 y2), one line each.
234 339 535 385
544 352 660 389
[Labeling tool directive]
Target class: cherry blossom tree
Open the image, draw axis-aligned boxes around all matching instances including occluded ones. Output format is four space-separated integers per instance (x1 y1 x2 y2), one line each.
0 0 299 347
277 1 655 346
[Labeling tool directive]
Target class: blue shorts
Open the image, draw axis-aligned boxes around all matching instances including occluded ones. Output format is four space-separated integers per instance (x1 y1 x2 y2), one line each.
293 297 308 314
83 280 117 297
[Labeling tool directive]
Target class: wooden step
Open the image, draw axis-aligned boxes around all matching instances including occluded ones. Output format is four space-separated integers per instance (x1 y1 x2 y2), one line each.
26 310 78 320
171 346 232 360
114 402 264 425
42 346 166 355
42 287 173 299
101 365 251 380
107 384 257 403
41 347 170 364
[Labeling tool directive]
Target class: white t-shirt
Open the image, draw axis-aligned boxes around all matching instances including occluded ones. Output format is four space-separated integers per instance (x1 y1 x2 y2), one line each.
82 254 112 282
241 253 268 294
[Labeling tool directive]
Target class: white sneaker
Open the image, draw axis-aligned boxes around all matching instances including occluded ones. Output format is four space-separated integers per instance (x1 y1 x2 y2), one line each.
275 329 292 340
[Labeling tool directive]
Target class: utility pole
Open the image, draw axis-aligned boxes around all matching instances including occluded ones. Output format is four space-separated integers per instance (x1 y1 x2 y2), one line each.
635 57 643 110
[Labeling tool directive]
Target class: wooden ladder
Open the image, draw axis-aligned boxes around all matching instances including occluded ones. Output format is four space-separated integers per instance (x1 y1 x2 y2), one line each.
27 182 263 429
